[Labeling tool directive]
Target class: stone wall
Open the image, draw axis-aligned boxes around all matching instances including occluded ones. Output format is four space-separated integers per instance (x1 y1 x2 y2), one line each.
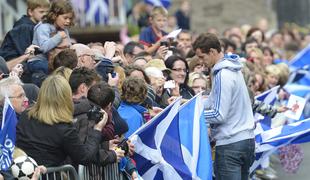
170 0 277 34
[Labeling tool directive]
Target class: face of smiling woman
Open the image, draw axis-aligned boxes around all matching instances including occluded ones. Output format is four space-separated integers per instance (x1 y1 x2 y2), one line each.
170 60 187 84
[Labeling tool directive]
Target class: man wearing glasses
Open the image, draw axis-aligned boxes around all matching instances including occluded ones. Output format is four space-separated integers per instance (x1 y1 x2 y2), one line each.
0 76 29 179
71 43 96 69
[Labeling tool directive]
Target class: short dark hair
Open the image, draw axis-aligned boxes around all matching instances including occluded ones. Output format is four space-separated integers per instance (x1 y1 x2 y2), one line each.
124 65 150 84
165 55 190 85
177 30 192 39
262 46 274 57
241 37 258 52
69 67 101 94
219 38 237 52
193 33 221 54
53 49 78 70
134 51 150 58
246 27 265 42
123 41 144 55
87 81 115 109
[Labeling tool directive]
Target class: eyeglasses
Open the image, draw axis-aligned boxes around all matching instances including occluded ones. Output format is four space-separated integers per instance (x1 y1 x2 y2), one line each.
172 68 188 73
192 86 206 90
78 54 95 60
9 93 26 99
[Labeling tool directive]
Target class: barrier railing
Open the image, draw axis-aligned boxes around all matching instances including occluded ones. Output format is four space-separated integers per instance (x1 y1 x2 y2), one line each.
79 163 124 180
39 164 79 180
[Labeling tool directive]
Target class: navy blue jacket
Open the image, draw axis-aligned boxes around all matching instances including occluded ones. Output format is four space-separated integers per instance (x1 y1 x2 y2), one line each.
0 15 35 61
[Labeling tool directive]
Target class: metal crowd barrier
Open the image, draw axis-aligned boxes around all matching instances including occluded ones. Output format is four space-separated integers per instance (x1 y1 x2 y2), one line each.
39 164 79 180
79 163 124 180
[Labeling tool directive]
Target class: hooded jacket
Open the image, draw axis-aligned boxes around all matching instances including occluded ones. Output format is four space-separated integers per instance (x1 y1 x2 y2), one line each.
0 15 35 60
204 54 255 146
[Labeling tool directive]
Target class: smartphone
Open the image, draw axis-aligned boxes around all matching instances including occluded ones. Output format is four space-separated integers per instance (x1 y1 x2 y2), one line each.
34 47 43 55
117 138 128 148
160 41 169 47
164 80 176 89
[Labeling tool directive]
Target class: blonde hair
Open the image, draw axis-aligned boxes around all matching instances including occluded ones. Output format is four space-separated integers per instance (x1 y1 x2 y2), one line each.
114 65 126 93
28 75 73 125
27 0 50 10
13 147 27 160
150 6 168 18
188 72 209 88
276 63 290 86
265 64 281 77
52 66 72 81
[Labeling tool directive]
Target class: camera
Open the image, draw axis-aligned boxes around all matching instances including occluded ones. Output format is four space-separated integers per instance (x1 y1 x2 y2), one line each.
1 74 9 78
160 41 169 47
87 105 103 123
117 138 129 156
34 47 43 55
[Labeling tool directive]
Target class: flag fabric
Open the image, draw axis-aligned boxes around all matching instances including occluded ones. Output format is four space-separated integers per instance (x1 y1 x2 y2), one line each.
130 94 212 180
250 86 279 173
0 98 17 171
289 44 310 69
85 0 109 25
178 94 212 180
250 118 310 173
144 0 171 8
254 86 279 132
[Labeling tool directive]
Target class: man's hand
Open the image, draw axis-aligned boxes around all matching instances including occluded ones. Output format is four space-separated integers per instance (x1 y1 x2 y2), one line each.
113 148 125 162
155 46 169 60
104 41 116 59
108 73 119 87
31 166 47 180
109 138 120 150
93 110 108 131
127 140 135 156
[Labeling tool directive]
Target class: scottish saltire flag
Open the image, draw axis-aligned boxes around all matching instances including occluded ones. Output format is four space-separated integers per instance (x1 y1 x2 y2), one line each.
85 0 109 25
144 0 171 8
250 118 310 173
284 83 310 98
0 98 17 170
254 86 279 132
130 94 212 180
250 86 279 173
289 44 310 69
179 94 212 180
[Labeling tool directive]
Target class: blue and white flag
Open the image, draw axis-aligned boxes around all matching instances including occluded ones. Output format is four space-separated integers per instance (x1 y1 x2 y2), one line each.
289 44 310 70
144 0 171 8
250 118 310 173
254 86 279 132
85 0 109 25
0 98 17 171
251 86 279 173
179 94 212 180
130 94 212 180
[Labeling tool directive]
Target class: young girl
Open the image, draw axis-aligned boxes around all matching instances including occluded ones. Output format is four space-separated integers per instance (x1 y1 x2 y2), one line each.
28 0 74 84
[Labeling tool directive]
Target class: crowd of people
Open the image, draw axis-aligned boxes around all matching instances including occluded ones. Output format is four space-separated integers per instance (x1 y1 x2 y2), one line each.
0 0 309 179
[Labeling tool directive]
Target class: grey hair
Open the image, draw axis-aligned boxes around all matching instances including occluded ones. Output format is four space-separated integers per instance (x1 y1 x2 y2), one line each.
0 76 23 102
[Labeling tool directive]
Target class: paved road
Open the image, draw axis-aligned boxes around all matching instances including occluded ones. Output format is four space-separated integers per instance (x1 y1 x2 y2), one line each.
272 143 310 180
